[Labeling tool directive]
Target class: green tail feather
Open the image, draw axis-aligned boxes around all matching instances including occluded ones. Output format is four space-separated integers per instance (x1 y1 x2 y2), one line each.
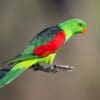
0 59 37 88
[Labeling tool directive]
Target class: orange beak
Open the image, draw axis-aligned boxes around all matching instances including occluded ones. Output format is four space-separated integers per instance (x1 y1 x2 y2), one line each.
81 28 87 34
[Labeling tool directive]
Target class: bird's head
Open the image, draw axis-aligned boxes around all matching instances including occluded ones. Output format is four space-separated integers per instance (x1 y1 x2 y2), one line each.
66 19 87 34
59 19 87 40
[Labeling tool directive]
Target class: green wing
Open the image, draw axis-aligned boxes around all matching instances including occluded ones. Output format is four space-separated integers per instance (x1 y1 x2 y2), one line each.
0 59 37 88
5 54 38 65
22 26 62 55
5 26 61 65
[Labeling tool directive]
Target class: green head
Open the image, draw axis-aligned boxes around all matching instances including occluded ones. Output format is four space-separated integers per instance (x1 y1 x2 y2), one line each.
59 19 87 40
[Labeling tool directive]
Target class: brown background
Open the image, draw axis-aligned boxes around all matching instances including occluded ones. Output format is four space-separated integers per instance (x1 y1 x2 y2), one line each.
0 0 100 100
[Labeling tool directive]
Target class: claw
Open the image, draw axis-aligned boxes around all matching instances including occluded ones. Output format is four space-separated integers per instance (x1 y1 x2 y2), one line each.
31 63 76 73
48 65 59 73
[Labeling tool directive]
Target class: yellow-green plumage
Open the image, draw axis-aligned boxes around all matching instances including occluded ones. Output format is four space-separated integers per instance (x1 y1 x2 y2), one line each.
0 19 87 88
0 60 37 88
0 54 56 87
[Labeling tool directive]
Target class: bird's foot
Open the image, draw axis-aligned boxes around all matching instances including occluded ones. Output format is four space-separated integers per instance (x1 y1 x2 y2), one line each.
31 64 58 73
44 65 59 73
32 64 45 71
46 64 76 73
31 64 76 73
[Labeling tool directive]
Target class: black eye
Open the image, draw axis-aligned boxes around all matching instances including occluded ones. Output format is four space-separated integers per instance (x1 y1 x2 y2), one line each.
78 23 82 26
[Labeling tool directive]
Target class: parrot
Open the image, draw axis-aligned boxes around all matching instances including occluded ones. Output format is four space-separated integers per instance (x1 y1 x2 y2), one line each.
0 19 87 88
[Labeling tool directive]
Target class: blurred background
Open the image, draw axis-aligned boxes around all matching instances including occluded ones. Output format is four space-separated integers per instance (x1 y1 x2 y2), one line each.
0 0 100 100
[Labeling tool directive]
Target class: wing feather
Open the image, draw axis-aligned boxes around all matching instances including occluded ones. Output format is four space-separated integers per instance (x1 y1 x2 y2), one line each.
22 26 62 55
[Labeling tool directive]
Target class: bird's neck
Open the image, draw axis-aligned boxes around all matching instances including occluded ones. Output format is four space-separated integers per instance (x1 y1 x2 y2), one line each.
58 24 73 41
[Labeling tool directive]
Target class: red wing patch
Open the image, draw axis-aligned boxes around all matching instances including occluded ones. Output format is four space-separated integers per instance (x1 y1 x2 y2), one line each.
34 31 66 57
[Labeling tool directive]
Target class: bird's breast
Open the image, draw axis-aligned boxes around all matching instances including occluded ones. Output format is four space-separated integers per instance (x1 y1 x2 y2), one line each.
34 31 66 57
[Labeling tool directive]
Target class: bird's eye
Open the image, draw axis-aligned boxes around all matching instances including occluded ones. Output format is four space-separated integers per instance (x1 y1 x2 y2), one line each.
78 23 83 26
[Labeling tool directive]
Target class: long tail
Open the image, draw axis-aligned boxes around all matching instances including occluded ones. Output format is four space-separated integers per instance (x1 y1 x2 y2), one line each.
0 59 37 88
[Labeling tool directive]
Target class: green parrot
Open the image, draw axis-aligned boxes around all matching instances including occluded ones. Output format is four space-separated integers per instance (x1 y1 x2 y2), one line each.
0 19 87 88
